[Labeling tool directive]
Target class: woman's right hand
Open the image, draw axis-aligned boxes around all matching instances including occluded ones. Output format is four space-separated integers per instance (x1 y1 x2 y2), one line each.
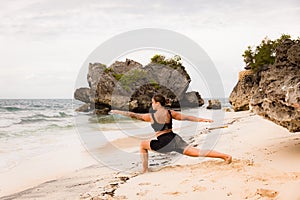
202 119 214 123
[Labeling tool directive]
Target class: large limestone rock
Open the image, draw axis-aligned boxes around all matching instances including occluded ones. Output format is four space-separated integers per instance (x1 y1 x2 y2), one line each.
230 39 300 132
87 63 106 92
229 70 258 111
74 58 204 114
250 40 300 132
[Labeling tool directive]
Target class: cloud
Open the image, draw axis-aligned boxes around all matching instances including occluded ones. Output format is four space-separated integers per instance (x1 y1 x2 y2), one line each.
0 2 293 31
0 0 299 39
0 0 299 98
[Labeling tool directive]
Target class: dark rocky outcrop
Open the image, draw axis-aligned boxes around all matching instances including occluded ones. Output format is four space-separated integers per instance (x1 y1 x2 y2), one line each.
206 99 221 109
230 39 300 132
74 58 204 114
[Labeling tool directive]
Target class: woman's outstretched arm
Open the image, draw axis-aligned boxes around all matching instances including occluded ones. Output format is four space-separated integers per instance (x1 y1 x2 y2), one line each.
110 110 151 122
170 110 213 123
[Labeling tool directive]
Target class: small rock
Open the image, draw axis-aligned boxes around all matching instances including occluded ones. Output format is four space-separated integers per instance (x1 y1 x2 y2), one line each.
207 99 221 109
223 107 233 112
75 103 91 112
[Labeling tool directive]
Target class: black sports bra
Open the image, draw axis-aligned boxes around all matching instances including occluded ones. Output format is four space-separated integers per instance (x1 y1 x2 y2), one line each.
151 110 173 132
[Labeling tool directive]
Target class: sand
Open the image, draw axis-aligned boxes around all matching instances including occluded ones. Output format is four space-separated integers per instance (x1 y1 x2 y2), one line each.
1 111 300 200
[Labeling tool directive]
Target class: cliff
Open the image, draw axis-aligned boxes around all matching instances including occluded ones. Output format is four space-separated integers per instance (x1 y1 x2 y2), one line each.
230 39 300 132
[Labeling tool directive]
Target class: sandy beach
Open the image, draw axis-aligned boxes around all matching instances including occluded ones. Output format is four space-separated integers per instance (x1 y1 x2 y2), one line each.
1 0 299 199
1 110 300 200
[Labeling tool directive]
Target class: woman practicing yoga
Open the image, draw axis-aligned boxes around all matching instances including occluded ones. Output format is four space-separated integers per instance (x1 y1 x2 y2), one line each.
110 94 232 173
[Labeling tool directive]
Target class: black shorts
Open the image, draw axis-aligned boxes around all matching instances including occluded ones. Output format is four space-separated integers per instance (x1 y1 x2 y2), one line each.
150 132 189 154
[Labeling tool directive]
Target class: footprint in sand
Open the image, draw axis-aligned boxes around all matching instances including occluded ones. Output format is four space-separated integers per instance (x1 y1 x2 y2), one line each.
256 188 278 198
136 190 149 196
180 179 189 184
138 182 151 186
192 185 207 192
164 191 181 196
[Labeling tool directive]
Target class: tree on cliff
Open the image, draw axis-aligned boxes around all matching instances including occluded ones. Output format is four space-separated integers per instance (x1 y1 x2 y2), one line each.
242 34 291 72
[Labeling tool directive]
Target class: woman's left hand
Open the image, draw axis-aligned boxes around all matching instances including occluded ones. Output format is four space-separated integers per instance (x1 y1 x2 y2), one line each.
110 110 121 114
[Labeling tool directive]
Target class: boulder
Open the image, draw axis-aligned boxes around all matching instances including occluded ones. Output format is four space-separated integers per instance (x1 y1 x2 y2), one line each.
181 91 204 107
74 87 91 103
74 58 205 114
206 99 221 109
143 63 191 100
75 103 91 112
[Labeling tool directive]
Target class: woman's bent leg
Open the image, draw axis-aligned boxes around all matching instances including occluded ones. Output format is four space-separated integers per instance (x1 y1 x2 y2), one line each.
140 140 152 173
183 146 232 163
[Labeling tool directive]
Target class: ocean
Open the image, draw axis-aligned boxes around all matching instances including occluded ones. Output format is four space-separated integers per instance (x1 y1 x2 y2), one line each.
0 99 75 138
0 98 231 138
0 99 76 173
0 98 231 174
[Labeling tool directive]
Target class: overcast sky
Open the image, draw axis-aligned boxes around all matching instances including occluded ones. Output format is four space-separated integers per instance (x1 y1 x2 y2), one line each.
0 0 299 98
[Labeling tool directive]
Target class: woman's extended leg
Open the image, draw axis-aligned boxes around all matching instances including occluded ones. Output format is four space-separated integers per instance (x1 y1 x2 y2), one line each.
140 140 152 173
183 146 232 164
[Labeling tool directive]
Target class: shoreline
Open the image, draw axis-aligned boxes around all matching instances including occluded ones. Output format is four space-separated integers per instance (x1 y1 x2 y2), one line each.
0 130 97 198
1 111 300 199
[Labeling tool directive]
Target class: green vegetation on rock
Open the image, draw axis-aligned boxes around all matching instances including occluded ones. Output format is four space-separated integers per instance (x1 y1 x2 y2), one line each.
112 73 123 81
242 34 291 72
151 54 185 71
149 79 160 90
104 67 113 73
119 69 147 91
150 54 191 81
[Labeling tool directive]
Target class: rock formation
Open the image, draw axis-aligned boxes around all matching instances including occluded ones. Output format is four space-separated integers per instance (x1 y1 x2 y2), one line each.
206 99 221 109
230 39 300 132
229 70 259 111
74 58 204 114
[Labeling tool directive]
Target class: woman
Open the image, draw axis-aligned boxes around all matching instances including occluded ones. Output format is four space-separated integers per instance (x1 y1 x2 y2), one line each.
110 94 232 173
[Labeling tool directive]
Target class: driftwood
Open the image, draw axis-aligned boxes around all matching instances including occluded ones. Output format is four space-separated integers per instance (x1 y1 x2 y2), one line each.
207 125 228 131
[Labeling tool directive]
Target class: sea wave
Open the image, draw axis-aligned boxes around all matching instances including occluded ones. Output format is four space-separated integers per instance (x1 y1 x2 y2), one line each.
0 106 25 112
46 124 74 129
18 118 55 124
0 99 76 140
0 122 75 139
24 112 74 119
0 119 22 128
0 112 74 127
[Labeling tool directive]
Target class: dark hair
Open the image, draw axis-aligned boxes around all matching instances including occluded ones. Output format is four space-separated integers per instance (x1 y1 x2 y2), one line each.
152 94 166 106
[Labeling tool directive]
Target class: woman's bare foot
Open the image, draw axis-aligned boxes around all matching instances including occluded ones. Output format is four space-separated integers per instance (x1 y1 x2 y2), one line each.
224 155 232 164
